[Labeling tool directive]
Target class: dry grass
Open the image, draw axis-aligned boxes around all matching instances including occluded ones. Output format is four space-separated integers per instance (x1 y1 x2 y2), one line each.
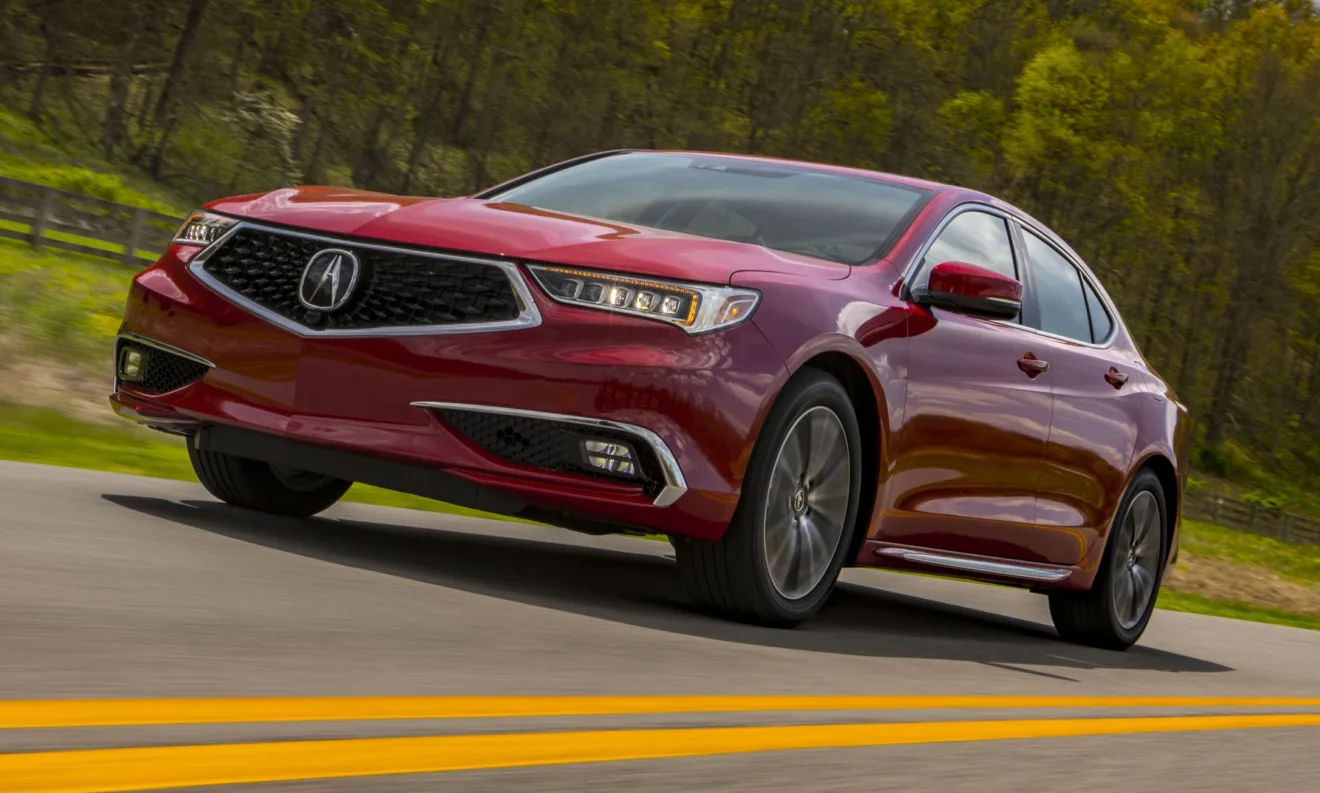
1166 551 1320 619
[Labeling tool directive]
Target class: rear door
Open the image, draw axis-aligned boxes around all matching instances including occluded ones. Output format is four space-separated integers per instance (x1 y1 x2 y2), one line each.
1014 225 1140 564
886 206 1057 562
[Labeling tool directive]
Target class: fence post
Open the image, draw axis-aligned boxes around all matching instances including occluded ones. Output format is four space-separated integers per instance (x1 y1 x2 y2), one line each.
123 207 146 266
1280 514 1292 542
30 186 54 249
1246 503 1258 533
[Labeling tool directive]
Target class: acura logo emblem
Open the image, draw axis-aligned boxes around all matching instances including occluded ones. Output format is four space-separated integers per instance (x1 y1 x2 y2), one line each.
298 249 360 311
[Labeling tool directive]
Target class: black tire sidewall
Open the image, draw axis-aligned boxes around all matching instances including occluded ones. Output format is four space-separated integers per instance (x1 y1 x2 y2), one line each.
738 371 863 622
1098 469 1168 645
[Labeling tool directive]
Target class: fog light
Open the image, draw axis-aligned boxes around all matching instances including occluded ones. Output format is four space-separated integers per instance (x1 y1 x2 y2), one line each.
582 439 638 476
118 347 146 381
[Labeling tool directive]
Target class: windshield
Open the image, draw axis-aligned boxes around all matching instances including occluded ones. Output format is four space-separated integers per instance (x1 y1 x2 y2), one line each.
483 152 928 265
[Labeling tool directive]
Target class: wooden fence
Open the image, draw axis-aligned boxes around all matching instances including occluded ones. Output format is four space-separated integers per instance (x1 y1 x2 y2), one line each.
1184 489 1320 546
0 176 184 266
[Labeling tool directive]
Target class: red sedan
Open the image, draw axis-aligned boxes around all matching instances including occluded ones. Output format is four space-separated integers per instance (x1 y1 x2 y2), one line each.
112 150 1189 649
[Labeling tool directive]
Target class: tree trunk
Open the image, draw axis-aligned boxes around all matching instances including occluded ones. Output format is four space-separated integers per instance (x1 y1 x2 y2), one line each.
153 0 210 125
102 23 145 152
451 14 493 144
27 25 58 123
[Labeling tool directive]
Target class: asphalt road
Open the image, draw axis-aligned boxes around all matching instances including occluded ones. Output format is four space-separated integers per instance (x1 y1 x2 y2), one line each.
2 460 1319 791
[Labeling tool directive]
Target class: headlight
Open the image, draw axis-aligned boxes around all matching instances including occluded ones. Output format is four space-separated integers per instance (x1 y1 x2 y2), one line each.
527 265 759 334
173 211 237 246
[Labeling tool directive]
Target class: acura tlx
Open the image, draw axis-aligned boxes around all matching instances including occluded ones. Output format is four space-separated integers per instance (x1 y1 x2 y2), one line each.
111 149 1189 650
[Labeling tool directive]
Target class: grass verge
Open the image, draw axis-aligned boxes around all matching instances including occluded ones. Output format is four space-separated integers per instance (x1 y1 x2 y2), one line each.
1157 590 1320 632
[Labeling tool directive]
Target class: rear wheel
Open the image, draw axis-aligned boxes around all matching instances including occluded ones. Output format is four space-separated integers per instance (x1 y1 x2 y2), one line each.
187 436 351 518
675 369 862 627
1049 469 1167 650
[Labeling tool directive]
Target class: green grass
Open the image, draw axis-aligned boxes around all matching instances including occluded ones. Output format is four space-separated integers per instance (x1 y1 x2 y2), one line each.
0 402 514 522
1158 590 1320 632
0 236 132 361
1180 519 1320 587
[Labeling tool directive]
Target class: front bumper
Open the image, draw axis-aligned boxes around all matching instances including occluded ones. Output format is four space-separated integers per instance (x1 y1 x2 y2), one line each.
112 244 787 540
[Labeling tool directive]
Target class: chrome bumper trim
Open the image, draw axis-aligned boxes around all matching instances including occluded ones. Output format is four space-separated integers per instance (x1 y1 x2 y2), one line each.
877 548 1071 583
411 401 688 508
187 221 543 338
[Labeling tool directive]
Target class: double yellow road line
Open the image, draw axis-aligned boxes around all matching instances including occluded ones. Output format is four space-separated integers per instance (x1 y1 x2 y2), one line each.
4 696 1320 792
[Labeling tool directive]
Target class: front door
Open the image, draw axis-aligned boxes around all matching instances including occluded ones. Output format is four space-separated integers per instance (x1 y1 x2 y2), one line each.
884 207 1058 563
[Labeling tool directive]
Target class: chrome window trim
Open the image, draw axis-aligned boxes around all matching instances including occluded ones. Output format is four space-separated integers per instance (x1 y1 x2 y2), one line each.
410 401 688 508
902 202 1120 350
187 221 543 338
877 548 1071 582
114 331 215 395
1012 221 1118 349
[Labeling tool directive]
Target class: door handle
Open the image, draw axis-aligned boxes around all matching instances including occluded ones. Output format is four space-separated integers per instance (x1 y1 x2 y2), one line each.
1017 354 1049 378
1105 367 1129 389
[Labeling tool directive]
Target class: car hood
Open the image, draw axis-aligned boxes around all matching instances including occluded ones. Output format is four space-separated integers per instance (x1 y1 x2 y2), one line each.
206 187 849 284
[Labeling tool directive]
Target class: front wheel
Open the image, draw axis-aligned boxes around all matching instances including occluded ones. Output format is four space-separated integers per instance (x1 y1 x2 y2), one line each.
1049 469 1167 650
187 436 352 518
675 369 862 627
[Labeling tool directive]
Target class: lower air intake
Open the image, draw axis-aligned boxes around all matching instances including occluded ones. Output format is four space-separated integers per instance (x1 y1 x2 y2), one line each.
434 408 660 492
117 340 210 395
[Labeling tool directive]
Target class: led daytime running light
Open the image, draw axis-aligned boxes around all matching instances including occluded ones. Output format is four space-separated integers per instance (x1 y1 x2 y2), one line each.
173 211 237 246
527 264 758 334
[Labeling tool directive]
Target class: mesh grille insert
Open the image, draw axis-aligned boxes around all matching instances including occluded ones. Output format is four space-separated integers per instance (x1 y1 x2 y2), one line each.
435 408 659 490
199 227 522 331
118 341 209 395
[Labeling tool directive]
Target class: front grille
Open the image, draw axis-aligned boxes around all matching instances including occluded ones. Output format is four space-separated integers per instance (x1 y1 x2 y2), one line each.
435 408 659 490
117 341 209 394
199 227 522 331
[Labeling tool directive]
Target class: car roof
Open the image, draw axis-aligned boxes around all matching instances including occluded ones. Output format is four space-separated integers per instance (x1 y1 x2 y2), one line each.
646 149 952 193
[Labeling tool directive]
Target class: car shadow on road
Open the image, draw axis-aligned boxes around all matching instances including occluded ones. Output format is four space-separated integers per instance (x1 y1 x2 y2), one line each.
102 494 1231 676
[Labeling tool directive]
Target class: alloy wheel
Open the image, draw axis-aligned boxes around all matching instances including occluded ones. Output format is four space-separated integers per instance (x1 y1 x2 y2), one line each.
1110 490 1162 630
762 406 852 600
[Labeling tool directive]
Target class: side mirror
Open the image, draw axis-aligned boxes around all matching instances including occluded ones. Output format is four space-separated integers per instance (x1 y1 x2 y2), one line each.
913 261 1022 320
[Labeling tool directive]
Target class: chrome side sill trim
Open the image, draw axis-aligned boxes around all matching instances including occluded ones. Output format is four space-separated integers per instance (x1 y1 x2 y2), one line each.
411 401 688 508
877 548 1071 583
187 221 543 338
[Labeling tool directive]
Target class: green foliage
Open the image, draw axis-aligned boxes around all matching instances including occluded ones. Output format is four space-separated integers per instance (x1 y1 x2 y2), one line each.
0 239 129 362
1195 440 1265 482
1241 489 1292 511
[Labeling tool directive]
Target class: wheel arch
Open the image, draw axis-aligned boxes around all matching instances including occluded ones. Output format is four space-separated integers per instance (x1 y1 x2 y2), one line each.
794 350 885 567
1135 452 1181 566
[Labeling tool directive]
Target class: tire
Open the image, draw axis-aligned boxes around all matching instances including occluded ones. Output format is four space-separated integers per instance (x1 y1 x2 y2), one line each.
187 436 352 518
675 368 862 627
1049 469 1167 650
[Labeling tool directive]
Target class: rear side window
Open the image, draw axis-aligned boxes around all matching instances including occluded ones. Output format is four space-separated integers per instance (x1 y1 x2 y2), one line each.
921 210 1017 280
1082 279 1112 343
1022 230 1092 343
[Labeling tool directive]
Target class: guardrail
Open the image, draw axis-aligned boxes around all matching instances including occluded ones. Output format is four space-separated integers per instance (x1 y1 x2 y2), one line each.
0 175 184 266
1184 489 1320 546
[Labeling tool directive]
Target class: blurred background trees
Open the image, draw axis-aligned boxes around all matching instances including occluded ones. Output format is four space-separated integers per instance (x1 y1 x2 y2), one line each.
2 0 1320 490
